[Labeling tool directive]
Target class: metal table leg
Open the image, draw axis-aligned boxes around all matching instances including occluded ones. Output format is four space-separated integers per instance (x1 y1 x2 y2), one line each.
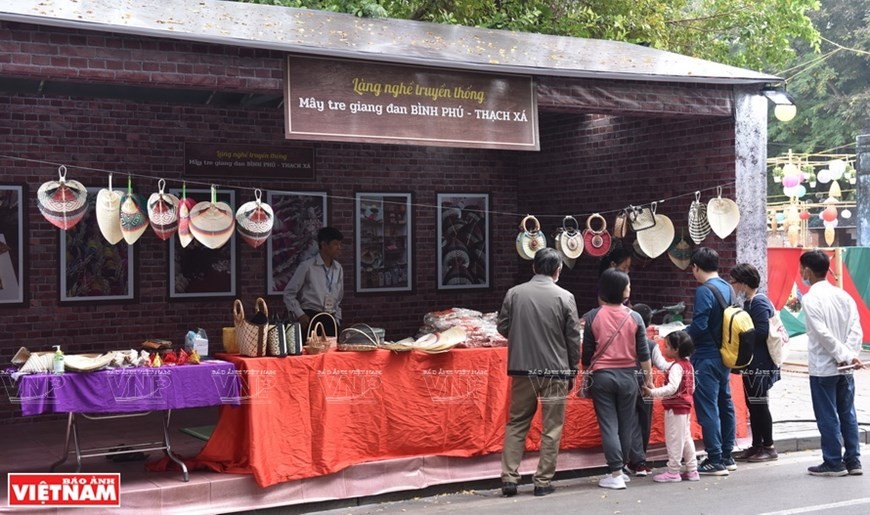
162 410 189 482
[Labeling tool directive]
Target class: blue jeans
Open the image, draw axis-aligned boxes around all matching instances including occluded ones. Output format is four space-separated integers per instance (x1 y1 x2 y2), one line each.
809 374 861 468
692 356 736 464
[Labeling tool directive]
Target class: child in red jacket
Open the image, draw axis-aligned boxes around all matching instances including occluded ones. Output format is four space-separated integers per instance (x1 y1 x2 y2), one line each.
643 331 698 482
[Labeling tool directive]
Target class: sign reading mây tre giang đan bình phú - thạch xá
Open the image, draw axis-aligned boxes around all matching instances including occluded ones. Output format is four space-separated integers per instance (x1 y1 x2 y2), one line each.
285 55 538 151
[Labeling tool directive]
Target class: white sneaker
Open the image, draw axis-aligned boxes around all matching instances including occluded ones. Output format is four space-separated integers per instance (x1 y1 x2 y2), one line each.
620 473 631 483
599 475 627 490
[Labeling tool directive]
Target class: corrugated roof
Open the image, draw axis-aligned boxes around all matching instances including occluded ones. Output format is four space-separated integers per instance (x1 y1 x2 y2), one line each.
0 0 780 85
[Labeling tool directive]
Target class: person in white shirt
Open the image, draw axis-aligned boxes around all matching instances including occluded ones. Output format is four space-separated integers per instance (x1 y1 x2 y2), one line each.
799 250 864 477
283 227 344 336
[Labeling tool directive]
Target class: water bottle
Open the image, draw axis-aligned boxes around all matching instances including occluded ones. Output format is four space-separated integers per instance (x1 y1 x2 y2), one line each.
52 345 65 374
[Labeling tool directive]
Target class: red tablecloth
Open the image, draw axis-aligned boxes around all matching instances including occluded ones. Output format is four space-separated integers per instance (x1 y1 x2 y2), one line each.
190 348 746 487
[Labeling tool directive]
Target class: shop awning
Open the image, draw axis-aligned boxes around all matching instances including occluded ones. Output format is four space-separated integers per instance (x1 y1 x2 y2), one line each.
0 0 779 85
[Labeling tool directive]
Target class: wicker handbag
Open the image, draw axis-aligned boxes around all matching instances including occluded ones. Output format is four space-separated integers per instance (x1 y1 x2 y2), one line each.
305 312 338 355
234 298 271 357
338 324 381 352
267 316 303 356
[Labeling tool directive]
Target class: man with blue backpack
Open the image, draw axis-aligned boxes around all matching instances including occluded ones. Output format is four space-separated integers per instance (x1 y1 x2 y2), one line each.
685 247 737 476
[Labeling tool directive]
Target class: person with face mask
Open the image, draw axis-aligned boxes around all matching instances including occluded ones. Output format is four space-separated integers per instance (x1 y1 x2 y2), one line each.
728 263 780 463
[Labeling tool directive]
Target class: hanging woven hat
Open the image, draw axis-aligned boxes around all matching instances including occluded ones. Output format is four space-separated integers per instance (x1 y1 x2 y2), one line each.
627 205 656 232
189 185 235 249
147 179 179 241
688 191 711 244
582 213 611 258
632 238 650 260
707 186 740 239
556 216 584 259
515 215 546 260
37 165 88 230
177 191 197 248
96 174 123 244
236 189 274 248
667 230 693 270
119 182 148 245
636 203 674 259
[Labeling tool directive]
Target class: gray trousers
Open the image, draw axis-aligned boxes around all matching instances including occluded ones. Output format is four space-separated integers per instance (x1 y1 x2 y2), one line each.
590 368 640 472
501 376 569 486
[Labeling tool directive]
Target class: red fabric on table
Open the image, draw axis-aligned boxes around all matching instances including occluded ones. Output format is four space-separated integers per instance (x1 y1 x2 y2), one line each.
188 348 747 487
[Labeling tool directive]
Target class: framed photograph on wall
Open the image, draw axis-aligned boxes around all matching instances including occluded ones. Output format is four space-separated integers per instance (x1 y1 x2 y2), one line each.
436 193 489 290
266 191 327 296
60 187 135 303
356 192 412 293
169 188 237 299
0 185 26 306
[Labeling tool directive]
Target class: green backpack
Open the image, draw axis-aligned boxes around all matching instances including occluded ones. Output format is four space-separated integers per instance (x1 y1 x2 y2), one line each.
704 283 755 369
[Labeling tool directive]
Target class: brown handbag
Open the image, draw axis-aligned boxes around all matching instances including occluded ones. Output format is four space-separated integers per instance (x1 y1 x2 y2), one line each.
234 298 271 357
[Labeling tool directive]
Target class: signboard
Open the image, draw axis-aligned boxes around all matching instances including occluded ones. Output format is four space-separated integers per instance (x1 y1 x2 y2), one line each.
184 144 315 180
285 56 538 151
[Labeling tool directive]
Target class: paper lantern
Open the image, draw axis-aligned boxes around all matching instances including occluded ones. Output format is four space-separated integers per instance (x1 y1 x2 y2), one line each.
782 175 800 188
782 163 799 176
841 209 852 219
817 169 832 184
823 219 839 229
821 206 837 222
775 212 786 222
829 181 842 199
796 185 807 198
828 159 846 180
799 210 810 220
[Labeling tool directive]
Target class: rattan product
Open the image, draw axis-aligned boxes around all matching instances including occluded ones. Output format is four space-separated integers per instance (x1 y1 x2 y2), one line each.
338 324 381 352
234 297 271 357
304 312 338 355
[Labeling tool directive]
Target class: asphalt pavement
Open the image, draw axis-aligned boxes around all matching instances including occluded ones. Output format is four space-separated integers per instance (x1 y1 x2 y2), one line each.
290 335 870 515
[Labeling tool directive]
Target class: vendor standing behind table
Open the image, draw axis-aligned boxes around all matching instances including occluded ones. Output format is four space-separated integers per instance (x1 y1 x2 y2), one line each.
282 227 344 337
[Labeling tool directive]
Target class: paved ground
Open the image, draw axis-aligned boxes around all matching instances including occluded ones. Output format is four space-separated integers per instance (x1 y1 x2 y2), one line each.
286 335 870 515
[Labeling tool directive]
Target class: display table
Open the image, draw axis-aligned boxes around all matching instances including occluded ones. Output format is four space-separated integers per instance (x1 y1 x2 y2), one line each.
188 348 747 487
17 360 240 481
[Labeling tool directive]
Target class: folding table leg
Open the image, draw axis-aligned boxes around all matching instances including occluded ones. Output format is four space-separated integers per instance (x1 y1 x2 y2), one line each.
162 409 189 482
49 412 75 472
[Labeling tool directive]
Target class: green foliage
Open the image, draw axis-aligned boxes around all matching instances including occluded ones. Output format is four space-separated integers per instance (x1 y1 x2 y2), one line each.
231 0 820 71
767 0 870 156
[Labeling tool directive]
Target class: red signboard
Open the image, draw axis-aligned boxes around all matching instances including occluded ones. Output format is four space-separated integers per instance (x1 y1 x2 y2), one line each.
285 56 539 151
7 473 121 508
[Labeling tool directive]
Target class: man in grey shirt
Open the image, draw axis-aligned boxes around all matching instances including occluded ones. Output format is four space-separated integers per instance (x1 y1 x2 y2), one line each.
497 247 582 497
283 227 344 336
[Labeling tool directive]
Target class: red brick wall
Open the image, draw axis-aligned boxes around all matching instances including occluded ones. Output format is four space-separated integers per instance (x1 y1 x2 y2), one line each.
521 113 737 314
0 21 738 422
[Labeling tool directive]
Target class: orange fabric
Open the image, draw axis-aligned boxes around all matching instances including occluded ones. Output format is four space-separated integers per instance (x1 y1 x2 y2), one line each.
767 248 804 310
188 348 747 487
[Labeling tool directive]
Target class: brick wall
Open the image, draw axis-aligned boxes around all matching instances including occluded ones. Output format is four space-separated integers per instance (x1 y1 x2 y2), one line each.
0 21 739 422
520 113 738 313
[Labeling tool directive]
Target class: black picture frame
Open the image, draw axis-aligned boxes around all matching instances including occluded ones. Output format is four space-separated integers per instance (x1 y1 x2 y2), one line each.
355 192 412 293
265 190 328 296
436 193 490 290
168 188 237 299
0 185 26 306
59 187 136 303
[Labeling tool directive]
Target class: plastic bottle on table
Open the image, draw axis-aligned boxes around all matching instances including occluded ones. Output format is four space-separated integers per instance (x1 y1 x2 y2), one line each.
52 345 65 374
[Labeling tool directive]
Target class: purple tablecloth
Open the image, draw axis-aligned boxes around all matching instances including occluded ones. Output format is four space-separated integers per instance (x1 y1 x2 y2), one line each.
17 360 240 416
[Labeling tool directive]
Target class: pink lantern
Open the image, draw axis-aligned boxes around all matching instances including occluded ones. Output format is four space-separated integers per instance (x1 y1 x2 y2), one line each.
799 210 810 220
782 175 800 188
821 206 837 222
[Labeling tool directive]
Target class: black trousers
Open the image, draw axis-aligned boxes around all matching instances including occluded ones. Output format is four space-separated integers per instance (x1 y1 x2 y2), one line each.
303 309 338 337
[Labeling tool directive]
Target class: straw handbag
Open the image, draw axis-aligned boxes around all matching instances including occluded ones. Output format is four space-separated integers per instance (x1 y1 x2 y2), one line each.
305 312 338 355
234 298 271 357
338 324 381 352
